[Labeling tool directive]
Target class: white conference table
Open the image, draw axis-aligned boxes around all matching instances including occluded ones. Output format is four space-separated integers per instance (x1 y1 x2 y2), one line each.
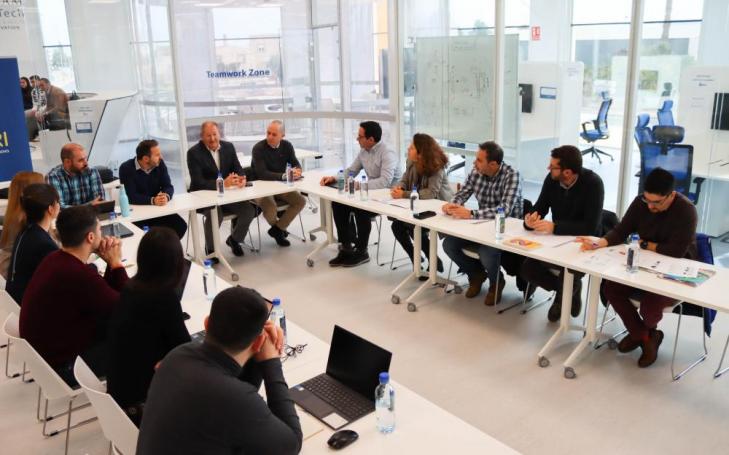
238 148 323 171
116 221 519 454
294 170 729 379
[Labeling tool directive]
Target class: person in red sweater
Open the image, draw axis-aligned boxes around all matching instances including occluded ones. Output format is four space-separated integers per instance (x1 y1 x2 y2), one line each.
19 205 129 385
578 168 697 368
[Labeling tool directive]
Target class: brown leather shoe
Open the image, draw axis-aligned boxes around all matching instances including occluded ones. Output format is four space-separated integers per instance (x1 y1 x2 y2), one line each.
617 334 641 353
465 271 487 298
484 277 506 306
638 329 664 368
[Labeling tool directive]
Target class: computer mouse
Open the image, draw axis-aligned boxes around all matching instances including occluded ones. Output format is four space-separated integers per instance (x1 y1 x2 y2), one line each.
327 429 359 450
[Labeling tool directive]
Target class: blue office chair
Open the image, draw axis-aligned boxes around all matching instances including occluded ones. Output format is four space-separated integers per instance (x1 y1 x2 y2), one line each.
657 100 675 126
580 96 613 164
639 126 705 204
633 114 653 148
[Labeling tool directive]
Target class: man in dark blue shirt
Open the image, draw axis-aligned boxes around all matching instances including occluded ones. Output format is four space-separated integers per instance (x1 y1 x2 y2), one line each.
119 140 187 238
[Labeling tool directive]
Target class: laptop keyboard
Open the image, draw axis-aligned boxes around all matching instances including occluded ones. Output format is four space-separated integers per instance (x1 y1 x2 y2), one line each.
301 374 374 421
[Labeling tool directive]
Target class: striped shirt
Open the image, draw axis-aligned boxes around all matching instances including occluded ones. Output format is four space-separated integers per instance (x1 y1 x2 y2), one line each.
46 165 104 208
452 162 523 220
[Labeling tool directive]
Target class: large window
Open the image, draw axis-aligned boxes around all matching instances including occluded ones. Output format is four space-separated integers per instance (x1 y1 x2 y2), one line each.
37 0 76 91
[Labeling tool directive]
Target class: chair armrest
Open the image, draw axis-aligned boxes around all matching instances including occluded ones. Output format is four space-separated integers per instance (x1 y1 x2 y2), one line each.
581 121 594 135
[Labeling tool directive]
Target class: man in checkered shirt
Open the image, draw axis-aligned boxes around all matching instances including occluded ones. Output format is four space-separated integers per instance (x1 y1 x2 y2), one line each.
46 143 105 208
442 141 523 306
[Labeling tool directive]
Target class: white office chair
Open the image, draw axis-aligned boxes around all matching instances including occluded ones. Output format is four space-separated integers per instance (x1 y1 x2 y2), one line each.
74 357 139 455
444 245 505 306
3 314 96 455
249 200 307 252
0 291 32 380
599 297 707 381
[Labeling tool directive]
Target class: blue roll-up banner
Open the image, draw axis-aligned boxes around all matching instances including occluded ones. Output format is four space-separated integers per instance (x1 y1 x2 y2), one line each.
0 57 33 181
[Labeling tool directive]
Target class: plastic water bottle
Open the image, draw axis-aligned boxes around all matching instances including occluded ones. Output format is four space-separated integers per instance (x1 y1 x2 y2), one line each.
337 170 345 194
494 207 505 240
360 175 369 201
142 225 149 233
216 172 225 197
269 298 287 347
626 233 640 273
202 259 216 301
108 212 119 237
347 172 355 198
409 185 419 215
285 163 294 186
375 372 395 434
119 184 130 217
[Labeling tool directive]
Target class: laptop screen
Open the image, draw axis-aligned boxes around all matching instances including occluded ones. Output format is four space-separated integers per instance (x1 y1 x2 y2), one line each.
325 325 392 401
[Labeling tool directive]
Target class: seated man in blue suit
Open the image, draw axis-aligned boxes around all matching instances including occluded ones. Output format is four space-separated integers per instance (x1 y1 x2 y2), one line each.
118 139 187 238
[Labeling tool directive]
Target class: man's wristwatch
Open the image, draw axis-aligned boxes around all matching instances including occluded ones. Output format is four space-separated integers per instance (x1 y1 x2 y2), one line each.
639 240 649 250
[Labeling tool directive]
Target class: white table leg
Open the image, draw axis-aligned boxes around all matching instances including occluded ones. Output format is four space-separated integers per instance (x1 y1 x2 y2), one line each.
208 206 238 281
537 270 576 368
391 225 422 307
188 209 203 264
305 198 334 267
562 275 603 378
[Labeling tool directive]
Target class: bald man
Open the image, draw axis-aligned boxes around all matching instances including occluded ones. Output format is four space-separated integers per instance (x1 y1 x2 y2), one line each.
46 143 105 208
251 121 306 247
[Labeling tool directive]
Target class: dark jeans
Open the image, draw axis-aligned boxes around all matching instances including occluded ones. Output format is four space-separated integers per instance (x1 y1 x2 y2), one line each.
133 214 188 239
332 202 375 251
390 219 436 266
442 235 501 284
604 280 677 341
521 258 584 295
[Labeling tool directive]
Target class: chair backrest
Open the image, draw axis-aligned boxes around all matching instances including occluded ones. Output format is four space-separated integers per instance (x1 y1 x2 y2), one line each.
634 114 653 147
3 313 76 401
599 210 619 237
74 357 139 455
695 233 714 265
0 290 20 323
595 98 612 134
638 142 694 198
657 99 675 126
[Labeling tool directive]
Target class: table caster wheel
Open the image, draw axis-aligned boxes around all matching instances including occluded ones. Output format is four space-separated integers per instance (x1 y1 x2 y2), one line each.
231 273 240 282
407 303 417 312
564 367 577 379
538 356 550 368
309 233 317 241
453 285 463 294
391 295 400 305
607 339 618 350
306 259 314 267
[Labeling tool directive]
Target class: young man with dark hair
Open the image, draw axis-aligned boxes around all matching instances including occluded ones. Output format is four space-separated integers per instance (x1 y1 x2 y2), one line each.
5 183 60 303
187 121 257 258
46 143 105 207
118 139 188 238
521 145 605 321
19 205 128 385
578 167 697 368
251 120 306 247
442 141 523 305
320 121 401 267
137 287 302 455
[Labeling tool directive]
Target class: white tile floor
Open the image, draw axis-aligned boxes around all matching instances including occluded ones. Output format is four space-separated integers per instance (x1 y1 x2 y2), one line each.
2 207 729 454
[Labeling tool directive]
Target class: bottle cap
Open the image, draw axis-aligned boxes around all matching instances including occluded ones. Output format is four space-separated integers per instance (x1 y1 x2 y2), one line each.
379 372 389 383
204 259 212 267
272 298 281 306
109 212 116 220
143 225 149 232
631 233 640 241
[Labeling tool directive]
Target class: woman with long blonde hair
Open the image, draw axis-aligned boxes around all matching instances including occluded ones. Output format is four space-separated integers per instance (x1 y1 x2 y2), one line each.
0 171 45 278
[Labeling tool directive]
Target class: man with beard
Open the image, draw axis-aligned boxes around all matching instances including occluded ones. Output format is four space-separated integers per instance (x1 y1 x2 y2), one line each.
520 145 604 322
46 143 106 207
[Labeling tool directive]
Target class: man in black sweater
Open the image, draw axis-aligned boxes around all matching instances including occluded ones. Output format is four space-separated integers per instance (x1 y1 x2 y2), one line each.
136 286 302 455
251 121 306 247
118 139 188 238
520 145 605 322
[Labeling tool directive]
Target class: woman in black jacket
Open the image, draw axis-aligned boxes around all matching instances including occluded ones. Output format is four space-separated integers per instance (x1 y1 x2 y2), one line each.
20 77 33 110
107 227 191 426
